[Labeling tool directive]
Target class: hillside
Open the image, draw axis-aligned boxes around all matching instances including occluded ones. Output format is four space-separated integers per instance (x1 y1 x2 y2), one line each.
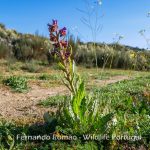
0 23 150 70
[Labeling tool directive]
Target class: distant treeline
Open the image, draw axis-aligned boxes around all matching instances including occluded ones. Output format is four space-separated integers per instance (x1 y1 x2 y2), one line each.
0 23 150 70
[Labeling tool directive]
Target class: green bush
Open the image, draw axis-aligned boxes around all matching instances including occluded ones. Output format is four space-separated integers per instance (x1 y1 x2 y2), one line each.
12 36 50 61
3 76 28 92
0 23 5 29
0 43 11 59
21 60 43 73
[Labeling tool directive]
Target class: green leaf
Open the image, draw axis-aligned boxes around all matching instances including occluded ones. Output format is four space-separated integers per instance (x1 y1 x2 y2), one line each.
72 81 85 117
58 62 65 71
96 113 114 134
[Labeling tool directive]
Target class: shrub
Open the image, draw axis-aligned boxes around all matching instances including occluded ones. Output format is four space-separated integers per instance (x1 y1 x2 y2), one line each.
0 23 6 29
5 57 18 71
12 36 51 61
21 60 43 73
3 76 28 92
75 43 150 70
0 43 11 59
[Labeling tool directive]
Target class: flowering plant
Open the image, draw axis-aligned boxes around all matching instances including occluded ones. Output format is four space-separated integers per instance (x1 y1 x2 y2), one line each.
46 19 113 136
48 20 77 94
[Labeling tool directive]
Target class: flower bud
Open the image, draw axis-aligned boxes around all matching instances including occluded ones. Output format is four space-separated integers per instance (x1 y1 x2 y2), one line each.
60 40 68 48
59 27 67 37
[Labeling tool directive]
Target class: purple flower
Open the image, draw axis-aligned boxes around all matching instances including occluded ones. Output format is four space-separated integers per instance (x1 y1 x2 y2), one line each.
47 19 58 32
50 33 57 42
64 51 71 59
59 27 67 37
60 40 68 48
52 19 57 25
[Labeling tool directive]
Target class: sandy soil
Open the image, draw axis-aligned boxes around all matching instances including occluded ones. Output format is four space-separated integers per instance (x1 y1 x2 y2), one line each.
0 75 130 122
0 85 67 122
93 75 130 86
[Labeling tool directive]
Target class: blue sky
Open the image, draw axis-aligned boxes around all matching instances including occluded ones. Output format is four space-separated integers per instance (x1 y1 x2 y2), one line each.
0 0 150 48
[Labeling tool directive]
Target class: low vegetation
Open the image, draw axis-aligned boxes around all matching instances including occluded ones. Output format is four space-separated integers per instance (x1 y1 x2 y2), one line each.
0 23 150 71
0 76 149 149
39 95 67 107
3 76 28 92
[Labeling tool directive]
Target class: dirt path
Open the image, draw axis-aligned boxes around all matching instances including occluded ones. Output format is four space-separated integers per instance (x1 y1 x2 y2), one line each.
0 85 68 122
0 75 130 123
93 75 130 86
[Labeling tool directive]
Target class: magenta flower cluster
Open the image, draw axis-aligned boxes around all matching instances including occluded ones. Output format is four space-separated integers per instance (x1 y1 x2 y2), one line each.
48 20 71 59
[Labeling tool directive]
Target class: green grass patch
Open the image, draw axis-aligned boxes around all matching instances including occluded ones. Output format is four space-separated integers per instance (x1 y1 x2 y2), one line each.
38 74 59 81
39 95 68 107
0 74 150 149
91 75 150 139
3 76 28 92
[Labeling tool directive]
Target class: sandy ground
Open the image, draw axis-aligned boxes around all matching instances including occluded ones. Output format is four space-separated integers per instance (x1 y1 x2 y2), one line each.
0 75 129 123
0 85 67 122
93 75 130 86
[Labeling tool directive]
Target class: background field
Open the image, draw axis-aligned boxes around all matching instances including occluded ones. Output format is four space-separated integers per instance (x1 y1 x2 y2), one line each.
0 57 149 149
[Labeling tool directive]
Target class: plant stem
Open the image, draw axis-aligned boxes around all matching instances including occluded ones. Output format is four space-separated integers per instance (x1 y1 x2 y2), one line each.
60 54 76 94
